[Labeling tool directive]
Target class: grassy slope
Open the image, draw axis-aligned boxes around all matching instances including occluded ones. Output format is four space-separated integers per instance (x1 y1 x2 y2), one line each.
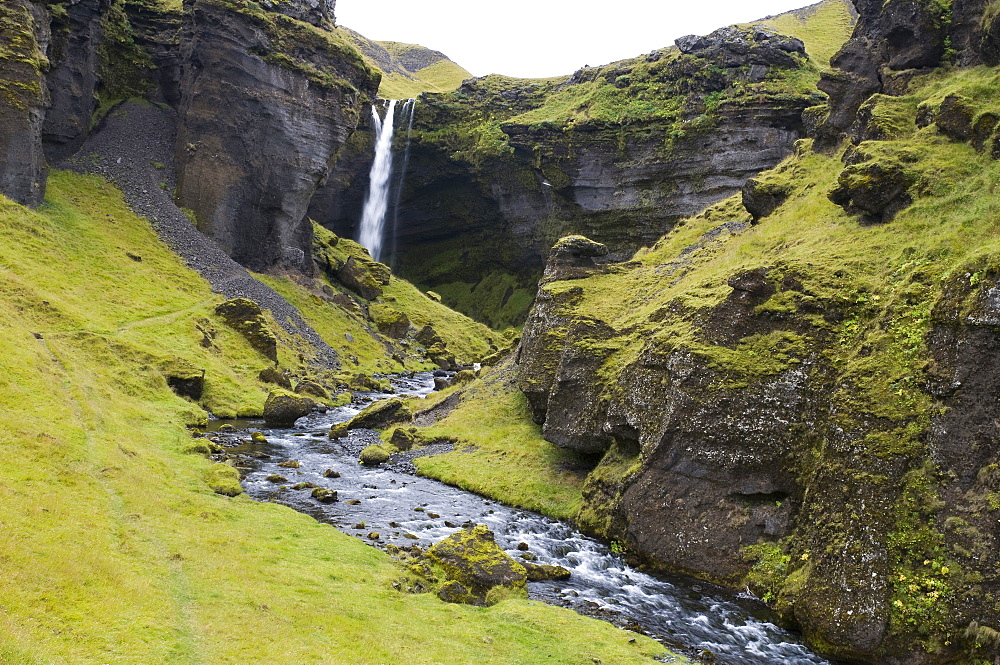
414 369 587 520
410 65 1000 652
749 0 858 69
338 30 472 99
0 171 681 664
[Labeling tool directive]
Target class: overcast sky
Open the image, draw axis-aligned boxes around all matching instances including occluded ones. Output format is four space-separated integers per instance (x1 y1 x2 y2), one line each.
336 0 823 79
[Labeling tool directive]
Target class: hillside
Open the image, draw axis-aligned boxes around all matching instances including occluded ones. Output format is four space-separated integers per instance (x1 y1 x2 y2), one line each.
340 28 473 98
0 168 673 664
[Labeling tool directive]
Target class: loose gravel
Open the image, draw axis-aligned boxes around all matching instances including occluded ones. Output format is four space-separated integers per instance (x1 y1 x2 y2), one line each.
61 102 340 368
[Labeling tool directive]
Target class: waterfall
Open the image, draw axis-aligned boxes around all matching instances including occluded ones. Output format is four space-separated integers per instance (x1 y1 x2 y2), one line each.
387 98 417 269
357 99 398 263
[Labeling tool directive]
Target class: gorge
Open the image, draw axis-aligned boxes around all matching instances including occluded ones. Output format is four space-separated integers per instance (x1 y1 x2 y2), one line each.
3 0 1000 663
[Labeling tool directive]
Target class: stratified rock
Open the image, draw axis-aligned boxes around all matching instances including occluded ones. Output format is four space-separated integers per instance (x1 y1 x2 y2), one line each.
425 525 527 602
40 0 106 162
263 389 315 427
0 0 48 206
175 0 379 273
313 24 817 325
259 0 334 27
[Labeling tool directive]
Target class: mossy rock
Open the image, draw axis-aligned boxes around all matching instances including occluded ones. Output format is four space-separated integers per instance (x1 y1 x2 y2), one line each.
311 487 338 503
359 444 391 466
250 431 268 443
206 463 243 497
263 389 315 427
742 177 792 223
215 298 278 362
347 373 392 392
828 159 914 224
328 422 349 439
389 426 425 451
369 302 411 338
258 367 292 388
522 561 572 582
425 524 527 601
345 398 412 431
294 379 329 400
182 440 213 455
336 256 383 300
451 369 476 387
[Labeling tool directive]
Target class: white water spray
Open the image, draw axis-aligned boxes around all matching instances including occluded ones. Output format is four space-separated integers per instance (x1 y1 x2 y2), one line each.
387 98 417 268
357 99 398 262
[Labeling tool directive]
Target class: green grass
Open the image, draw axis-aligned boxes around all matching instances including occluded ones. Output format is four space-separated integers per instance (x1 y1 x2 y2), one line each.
750 0 858 69
0 172 683 663
414 371 587 520
378 59 472 99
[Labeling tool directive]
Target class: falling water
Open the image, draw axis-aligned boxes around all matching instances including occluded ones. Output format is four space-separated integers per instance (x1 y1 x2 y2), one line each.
387 98 417 269
358 99 398 262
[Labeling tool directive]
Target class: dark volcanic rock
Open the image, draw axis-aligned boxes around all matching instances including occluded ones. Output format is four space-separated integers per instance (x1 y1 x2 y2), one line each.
41 0 106 162
828 159 914 224
263 389 315 426
0 0 49 206
174 0 378 273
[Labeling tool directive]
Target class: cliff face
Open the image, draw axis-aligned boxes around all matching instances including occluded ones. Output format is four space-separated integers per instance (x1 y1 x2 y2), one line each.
316 26 829 327
174 0 378 272
0 0 49 206
0 0 378 275
511 1 1000 662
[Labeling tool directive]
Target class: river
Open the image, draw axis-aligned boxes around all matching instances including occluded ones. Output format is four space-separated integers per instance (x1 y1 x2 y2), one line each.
213 372 833 665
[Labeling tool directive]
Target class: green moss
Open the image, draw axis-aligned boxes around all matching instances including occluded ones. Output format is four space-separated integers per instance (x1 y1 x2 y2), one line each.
0 0 46 111
742 541 792 603
205 462 244 496
94 0 155 125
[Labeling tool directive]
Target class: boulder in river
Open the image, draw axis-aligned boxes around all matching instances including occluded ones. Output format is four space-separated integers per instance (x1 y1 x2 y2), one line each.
425 524 528 605
311 487 338 503
359 444 391 466
263 389 315 427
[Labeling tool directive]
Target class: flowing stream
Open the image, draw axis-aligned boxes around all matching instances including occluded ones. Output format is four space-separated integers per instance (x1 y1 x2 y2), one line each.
218 373 833 665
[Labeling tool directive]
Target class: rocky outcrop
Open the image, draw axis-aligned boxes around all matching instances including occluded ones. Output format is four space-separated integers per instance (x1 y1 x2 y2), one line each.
174 0 379 273
0 0 49 206
315 26 823 326
813 0 1000 149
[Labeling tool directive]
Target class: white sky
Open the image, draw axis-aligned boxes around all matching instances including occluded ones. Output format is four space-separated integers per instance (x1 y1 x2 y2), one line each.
335 0 822 79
